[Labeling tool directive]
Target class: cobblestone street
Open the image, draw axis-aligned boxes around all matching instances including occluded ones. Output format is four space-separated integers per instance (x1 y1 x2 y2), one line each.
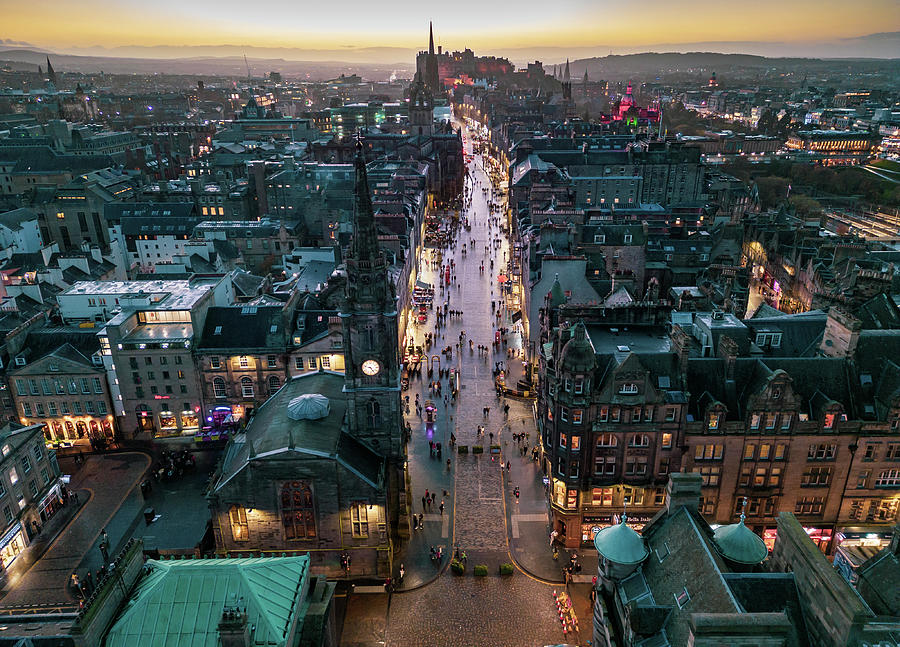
387 575 564 647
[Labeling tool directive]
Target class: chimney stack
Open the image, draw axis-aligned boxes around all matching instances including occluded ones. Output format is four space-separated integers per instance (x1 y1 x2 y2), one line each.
889 524 900 557
218 604 251 647
664 473 702 516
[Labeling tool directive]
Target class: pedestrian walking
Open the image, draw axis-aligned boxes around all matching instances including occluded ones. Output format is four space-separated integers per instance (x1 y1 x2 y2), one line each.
431 492 436 504
412 515 419 531
506 461 511 472
418 513 424 529
422 495 427 511
439 500 445 515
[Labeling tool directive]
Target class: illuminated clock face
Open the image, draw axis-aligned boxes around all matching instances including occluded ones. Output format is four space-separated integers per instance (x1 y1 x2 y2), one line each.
361 360 381 376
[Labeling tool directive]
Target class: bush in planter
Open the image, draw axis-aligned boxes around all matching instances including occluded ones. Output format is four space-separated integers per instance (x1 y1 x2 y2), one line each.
472 445 484 454
450 559 465 575
458 445 468 454
499 562 515 575
490 444 501 454
474 564 488 576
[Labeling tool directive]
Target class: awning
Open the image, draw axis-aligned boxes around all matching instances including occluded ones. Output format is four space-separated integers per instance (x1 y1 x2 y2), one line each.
497 274 509 283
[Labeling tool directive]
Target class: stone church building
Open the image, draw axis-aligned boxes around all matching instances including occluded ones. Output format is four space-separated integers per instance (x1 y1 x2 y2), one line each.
208 140 406 577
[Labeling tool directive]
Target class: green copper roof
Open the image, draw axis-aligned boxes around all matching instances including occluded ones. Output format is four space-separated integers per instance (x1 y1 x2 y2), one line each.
714 519 769 565
105 555 309 647
549 273 567 308
594 517 649 565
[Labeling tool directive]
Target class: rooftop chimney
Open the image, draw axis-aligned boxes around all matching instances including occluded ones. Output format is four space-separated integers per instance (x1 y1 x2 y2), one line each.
664 472 702 516
218 604 251 647
889 524 900 557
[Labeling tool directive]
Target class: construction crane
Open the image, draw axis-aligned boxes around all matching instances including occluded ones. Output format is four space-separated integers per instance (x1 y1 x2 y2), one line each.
244 54 251 82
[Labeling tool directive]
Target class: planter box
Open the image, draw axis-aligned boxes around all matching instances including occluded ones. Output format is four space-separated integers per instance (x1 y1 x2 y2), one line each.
472 445 484 454
450 559 465 575
458 445 468 454
499 563 514 575
474 564 488 576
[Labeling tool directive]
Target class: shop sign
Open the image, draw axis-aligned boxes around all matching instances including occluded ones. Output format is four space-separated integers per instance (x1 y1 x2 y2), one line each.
0 522 21 548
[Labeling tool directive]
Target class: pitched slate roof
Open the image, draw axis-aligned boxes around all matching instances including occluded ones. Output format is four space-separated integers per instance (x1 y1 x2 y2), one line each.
215 371 385 493
0 207 37 231
198 306 285 351
104 555 309 647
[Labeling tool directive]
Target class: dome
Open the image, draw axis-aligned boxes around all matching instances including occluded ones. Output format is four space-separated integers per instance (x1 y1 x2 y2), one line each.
594 516 649 565
560 322 595 372
713 517 768 565
287 394 330 421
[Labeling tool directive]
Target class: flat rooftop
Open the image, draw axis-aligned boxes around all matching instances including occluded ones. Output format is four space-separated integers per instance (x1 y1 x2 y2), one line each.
60 278 219 311
585 324 672 357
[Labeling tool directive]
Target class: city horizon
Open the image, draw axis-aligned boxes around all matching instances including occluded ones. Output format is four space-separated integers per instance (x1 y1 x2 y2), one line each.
2 2 899 65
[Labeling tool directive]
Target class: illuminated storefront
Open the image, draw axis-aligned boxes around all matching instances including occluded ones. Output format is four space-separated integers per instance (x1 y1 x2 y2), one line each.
0 523 26 568
38 483 63 523
762 525 833 553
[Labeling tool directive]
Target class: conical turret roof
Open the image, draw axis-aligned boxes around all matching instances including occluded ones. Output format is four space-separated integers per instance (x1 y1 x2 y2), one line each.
560 321 595 372
549 274 566 308
594 514 648 565
713 515 768 565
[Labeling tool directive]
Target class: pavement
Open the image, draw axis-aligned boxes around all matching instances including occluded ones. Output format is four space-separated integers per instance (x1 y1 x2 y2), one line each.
340 122 583 647
0 452 150 609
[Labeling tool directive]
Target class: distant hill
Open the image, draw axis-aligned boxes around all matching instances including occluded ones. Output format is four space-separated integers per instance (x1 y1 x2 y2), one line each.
565 51 898 81
0 49 411 81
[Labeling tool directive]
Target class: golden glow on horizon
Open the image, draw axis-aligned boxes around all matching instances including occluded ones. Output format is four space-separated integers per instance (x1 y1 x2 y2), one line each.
3 0 898 55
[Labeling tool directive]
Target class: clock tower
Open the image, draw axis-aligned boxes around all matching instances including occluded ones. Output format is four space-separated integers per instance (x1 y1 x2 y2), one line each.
340 138 404 465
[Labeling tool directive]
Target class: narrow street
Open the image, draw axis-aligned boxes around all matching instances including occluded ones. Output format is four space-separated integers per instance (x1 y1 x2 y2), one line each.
383 121 565 647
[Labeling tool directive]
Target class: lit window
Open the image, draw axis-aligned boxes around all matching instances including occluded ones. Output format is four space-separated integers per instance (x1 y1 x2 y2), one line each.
351 502 369 538
229 505 249 541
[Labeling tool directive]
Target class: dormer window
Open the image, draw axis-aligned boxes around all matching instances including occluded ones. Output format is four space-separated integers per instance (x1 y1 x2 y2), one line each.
619 383 638 395
772 385 782 400
824 413 836 429
594 234 605 244
574 378 584 395
624 234 633 244
708 412 721 430
14 356 25 367
564 378 572 392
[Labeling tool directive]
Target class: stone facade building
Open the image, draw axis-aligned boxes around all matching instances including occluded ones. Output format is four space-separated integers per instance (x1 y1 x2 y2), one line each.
10 343 114 445
207 141 406 578
538 296 900 552
0 422 63 584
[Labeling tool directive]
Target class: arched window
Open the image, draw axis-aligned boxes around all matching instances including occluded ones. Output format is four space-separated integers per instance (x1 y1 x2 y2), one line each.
213 378 226 399
267 375 280 395
596 434 618 448
281 481 316 539
367 399 381 429
628 434 650 448
240 377 254 398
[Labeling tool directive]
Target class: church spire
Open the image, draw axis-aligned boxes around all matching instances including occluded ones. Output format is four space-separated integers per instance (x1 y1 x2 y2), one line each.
351 135 380 264
46 56 57 85
564 59 570 82
428 21 435 56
